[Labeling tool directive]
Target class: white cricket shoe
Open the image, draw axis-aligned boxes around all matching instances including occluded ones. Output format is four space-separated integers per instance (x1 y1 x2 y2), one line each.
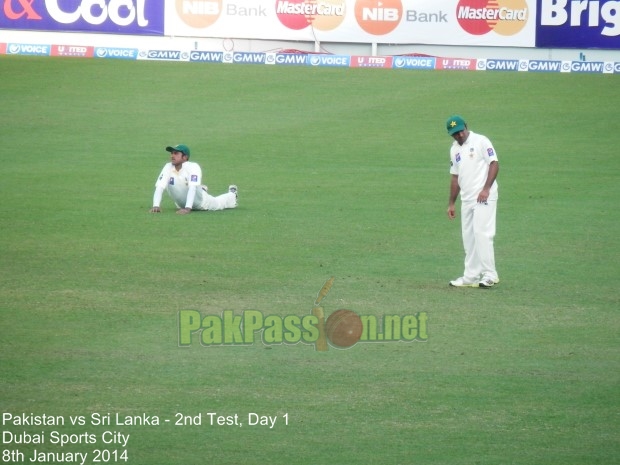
449 277 478 288
479 276 499 288
228 185 238 207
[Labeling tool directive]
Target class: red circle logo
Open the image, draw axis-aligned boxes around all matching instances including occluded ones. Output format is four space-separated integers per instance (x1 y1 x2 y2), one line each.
456 0 529 36
276 0 346 31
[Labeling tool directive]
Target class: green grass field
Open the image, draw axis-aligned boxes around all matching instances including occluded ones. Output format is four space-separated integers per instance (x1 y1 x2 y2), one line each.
0 55 618 465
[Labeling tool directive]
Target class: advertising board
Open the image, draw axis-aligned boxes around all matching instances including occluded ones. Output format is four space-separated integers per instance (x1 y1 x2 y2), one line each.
164 0 537 47
536 0 620 49
1 0 618 50
0 0 164 35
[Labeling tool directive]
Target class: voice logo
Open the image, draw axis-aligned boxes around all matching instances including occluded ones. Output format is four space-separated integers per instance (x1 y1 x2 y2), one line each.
6 43 50 56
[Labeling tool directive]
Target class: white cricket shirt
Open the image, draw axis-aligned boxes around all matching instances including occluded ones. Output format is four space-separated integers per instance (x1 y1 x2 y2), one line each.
449 131 499 202
154 161 205 209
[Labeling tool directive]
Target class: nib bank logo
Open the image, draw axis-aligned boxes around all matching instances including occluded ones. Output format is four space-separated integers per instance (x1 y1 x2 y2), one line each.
176 0 223 28
355 0 403 35
178 278 428 351
456 0 529 36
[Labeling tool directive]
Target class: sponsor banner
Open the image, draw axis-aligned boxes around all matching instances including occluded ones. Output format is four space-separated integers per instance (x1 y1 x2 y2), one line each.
3 40 617 73
138 49 189 61
566 60 607 73
94 47 139 60
536 0 620 49
222 52 268 65
518 59 563 72
437 57 478 70
189 50 225 63
6 43 50 56
392 55 436 70
476 58 521 71
274 53 310 66
166 0 536 47
350 55 393 68
0 0 164 36
308 54 351 67
51 45 94 58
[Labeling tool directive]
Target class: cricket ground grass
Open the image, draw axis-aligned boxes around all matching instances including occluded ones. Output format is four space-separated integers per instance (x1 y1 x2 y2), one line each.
0 55 618 464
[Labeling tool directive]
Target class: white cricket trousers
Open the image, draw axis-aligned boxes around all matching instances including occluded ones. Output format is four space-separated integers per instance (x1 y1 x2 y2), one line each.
200 191 237 211
460 200 498 282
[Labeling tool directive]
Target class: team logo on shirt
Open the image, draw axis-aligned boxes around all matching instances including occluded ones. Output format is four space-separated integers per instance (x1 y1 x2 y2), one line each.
487 148 495 157
469 147 475 158
169 177 175 185
191 175 198 182
456 154 461 163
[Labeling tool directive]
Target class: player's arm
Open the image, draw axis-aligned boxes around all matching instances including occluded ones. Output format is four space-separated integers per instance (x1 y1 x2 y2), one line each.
150 176 167 213
178 164 202 215
447 174 459 220
177 185 197 215
477 161 499 204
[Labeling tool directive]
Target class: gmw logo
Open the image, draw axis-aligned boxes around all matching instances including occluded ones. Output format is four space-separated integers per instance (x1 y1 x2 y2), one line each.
178 278 428 351
457 0 529 36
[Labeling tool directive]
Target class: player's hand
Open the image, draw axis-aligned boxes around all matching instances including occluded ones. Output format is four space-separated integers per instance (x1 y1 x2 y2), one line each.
447 204 456 220
150 207 161 213
477 188 490 204
177 208 192 215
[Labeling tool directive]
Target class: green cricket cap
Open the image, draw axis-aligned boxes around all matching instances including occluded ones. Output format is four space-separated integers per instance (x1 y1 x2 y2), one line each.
166 144 190 157
446 115 466 135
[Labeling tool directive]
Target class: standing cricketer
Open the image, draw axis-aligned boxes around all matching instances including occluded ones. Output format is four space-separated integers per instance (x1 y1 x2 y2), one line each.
446 116 500 288
149 144 238 215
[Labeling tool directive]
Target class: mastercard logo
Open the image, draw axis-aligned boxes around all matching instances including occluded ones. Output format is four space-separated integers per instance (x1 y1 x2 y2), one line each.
456 0 529 36
354 0 403 36
276 0 346 31
176 0 222 29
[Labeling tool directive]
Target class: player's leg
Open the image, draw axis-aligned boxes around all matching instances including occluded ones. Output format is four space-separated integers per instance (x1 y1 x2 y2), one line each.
473 200 498 285
461 202 481 282
212 193 237 210
221 185 237 209
199 186 238 211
